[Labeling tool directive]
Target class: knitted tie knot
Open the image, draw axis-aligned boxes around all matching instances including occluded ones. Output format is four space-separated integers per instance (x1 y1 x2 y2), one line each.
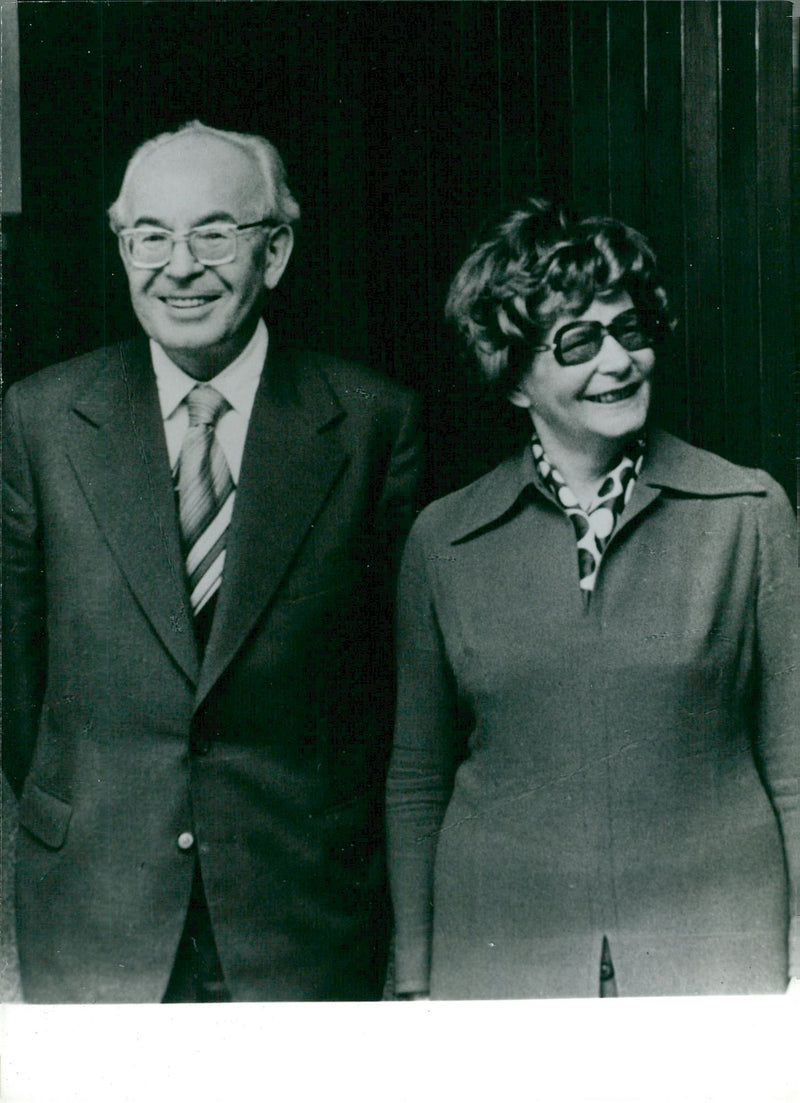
187 384 229 429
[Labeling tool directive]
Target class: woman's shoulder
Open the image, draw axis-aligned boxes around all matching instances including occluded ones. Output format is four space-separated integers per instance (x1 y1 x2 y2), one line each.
411 450 532 547
645 429 789 503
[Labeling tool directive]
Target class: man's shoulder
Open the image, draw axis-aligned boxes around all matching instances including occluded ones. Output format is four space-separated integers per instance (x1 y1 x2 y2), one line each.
7 340 141 406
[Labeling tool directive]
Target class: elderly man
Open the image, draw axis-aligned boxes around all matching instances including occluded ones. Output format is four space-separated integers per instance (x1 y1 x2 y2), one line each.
2 121 423 1002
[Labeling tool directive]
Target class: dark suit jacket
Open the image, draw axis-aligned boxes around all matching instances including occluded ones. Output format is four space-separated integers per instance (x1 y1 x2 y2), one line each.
2 335 423 1003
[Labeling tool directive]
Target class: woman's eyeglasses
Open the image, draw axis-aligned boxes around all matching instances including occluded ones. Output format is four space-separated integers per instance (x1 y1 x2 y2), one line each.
534 309 655 367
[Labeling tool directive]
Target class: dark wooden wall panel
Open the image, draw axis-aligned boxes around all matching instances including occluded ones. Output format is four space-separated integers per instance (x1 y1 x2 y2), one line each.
755 2 795 494
532 3 573 202
497 2 539 206
3 1 796 499
570 3 611 214
719 2 762 468
608 3 646 226
643 3 688 434
321 6 369 358
682 2 724 449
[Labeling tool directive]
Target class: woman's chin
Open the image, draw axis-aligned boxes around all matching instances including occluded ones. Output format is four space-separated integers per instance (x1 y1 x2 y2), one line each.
582 393 650 444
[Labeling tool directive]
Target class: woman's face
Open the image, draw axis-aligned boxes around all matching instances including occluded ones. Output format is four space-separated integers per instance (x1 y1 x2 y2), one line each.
509 290 655 458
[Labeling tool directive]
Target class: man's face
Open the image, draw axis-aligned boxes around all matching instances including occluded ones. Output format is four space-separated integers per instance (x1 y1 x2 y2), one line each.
118 135 292 379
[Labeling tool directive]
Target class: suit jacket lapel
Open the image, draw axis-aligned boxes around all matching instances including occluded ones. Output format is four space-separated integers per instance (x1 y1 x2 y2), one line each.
67 340 199 684
196 344 347 706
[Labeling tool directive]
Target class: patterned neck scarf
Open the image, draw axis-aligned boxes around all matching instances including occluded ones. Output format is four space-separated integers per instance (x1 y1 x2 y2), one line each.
531 431 645 595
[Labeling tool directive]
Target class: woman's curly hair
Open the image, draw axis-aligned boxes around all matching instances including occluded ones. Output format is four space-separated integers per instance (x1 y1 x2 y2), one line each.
445 197 675 397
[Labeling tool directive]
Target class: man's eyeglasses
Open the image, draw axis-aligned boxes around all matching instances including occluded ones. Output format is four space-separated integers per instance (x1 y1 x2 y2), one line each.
534 309 655 367
117 219 281 269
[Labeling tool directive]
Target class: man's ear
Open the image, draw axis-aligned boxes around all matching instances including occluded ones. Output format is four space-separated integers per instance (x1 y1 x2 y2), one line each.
117 234 131 273
262 225 294 290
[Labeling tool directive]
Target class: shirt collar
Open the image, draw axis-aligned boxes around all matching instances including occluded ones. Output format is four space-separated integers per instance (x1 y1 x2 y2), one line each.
450 427 767 545
150 320 268 420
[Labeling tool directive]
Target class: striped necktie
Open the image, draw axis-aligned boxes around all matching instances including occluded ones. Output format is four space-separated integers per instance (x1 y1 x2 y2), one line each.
175 384 235 620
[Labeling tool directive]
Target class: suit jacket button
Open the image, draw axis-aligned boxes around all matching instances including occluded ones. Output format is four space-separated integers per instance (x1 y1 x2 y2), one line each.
177 831 195 851
190 737 211 756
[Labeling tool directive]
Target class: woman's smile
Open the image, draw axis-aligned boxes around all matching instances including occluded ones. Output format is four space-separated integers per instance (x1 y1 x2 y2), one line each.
583 379 643 404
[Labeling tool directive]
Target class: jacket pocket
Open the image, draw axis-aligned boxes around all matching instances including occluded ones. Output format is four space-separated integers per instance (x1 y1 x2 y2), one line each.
17 781 73 850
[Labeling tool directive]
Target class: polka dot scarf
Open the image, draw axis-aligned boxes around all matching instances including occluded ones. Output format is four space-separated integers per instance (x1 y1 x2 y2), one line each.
531 432 645 596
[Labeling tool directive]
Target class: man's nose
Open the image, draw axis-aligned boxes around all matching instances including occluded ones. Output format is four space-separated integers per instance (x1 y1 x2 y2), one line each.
163 238 204 278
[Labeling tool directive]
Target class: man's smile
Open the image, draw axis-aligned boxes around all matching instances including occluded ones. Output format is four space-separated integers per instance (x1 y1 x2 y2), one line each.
158 294 221 312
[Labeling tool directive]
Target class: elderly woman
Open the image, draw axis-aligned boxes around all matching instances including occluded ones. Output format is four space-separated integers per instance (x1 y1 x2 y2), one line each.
386 198 798 999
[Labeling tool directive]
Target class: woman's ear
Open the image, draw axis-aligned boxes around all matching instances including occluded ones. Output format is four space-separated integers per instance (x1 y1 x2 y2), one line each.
505 345 535 410
508 385 533 410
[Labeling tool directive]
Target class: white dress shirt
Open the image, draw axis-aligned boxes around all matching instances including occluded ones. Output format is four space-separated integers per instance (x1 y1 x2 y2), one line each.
150 319 268 484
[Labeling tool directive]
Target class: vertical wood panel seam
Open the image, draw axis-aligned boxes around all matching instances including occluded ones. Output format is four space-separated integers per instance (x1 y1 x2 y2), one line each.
795 12 799 506
532 2 539 192
569 3 576 206
754 2 765 467
100 2 107 351
606 2 612 215
641 0 647 240
716 0 729 458
640 0 644 228
642 1 649 228
424 26 435 335
679 1 692 439
495 2 505 208
643 1 649 115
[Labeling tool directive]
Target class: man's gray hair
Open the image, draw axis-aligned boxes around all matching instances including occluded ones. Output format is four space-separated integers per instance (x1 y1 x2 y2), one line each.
108 120 301 231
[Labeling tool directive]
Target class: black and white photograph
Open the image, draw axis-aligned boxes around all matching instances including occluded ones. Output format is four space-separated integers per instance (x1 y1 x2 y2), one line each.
1 2 798 1099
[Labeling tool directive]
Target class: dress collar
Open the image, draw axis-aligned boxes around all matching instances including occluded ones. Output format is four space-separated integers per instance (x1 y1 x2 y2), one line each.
449 428 768 545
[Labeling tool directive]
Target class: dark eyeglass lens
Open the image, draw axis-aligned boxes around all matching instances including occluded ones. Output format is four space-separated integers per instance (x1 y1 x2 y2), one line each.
612 313 649 349
557 313 650 364
558 325 603 364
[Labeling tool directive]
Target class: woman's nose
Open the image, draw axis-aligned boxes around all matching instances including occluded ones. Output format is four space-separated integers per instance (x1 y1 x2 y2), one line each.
595 334 634 373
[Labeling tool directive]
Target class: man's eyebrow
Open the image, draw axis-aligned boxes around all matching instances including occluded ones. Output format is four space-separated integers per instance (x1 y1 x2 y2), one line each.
131 213 238 229
194 212 238 226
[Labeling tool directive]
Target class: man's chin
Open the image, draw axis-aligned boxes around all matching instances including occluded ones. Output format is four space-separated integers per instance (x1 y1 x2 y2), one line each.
148 319 225 355
160 330 253 378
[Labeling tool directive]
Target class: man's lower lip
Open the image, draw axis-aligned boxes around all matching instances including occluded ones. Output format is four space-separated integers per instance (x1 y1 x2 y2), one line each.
160 298 218 309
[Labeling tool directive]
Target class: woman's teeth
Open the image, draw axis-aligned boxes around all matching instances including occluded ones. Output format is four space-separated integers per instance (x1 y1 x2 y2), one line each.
586 382 639 404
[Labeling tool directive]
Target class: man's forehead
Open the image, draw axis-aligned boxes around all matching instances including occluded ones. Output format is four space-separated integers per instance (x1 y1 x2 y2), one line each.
126 134 263 213
134 133 257 181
